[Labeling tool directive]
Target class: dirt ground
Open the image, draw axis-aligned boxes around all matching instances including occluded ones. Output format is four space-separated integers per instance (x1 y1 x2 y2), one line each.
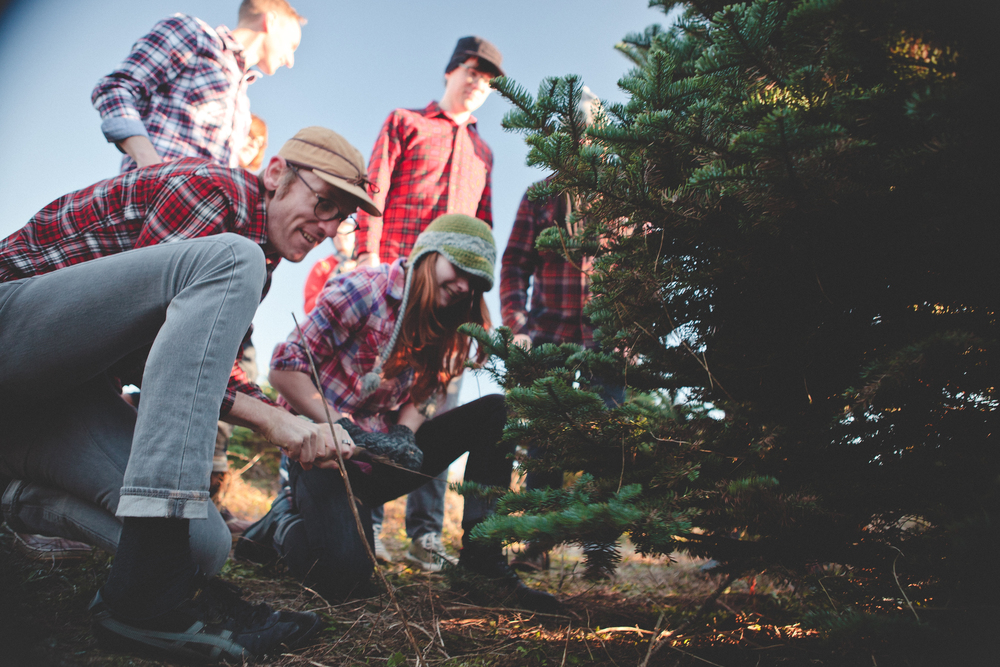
3 459 999 666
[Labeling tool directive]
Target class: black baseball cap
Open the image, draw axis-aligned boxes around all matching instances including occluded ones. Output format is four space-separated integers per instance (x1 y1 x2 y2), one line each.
445 36 504 77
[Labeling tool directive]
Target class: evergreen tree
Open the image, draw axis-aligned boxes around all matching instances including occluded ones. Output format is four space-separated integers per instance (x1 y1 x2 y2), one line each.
463 0 1000 608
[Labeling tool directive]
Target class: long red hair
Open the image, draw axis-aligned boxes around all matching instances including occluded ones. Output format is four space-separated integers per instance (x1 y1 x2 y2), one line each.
382 252 491 403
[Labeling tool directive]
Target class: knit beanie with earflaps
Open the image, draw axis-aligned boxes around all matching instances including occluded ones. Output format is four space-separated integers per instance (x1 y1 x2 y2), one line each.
360 214 496 398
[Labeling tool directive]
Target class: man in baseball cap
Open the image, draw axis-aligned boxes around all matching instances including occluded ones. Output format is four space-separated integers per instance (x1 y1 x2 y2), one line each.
347 34 504 573
0 126 378 663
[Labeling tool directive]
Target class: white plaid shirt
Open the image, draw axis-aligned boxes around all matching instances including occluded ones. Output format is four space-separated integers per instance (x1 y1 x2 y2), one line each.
92 14 256 172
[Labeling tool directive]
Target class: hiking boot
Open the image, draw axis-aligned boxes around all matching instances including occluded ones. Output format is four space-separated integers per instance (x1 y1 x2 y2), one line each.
510 544 550 572
373 523 392 563
14 533 93 562
90 574 322 664
234 489 295 566
458 543 563 614
406 532 457 572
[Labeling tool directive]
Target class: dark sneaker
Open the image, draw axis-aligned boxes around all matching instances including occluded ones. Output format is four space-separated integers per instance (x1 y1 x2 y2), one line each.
90 575 322 664
234 488 295 565
458 543 564 614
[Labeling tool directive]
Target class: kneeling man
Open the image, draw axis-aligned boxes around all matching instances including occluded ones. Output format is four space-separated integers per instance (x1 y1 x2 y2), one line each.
0 126 378 663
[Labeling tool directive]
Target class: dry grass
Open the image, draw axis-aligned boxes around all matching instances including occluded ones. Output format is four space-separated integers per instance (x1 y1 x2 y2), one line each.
3 455 998 666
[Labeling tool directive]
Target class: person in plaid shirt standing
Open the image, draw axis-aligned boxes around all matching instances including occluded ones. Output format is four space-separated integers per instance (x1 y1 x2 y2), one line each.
0 127 378 663
92 0 304 173
499 88 625 573
352 35 505 571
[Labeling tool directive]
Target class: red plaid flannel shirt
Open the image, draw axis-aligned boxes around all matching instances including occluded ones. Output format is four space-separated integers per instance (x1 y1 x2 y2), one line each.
91 14 255 173
354 102 493 261
271 259 415 434
0 159 278 413
500 187 594 348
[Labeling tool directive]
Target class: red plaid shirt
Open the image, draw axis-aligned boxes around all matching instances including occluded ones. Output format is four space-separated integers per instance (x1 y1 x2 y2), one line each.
271 259 415 434
354 102 493 261
500 187 594 348
92 14 255 173
0 159 277 413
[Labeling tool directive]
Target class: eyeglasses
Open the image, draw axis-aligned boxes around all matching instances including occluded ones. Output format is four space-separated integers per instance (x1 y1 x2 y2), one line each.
458 61 495 84
287 163 348 221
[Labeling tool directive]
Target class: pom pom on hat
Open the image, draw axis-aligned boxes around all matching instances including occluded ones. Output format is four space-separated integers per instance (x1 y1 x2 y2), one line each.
361 370 383 398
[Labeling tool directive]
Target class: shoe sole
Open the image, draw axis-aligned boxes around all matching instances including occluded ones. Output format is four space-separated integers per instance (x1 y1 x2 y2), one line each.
404 552 446 572
93 614 250 664
15 546 93 562
283 611 324 649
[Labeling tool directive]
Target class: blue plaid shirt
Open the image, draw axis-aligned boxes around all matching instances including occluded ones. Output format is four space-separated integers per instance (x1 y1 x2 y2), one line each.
271 259 416 434
92 14 256 173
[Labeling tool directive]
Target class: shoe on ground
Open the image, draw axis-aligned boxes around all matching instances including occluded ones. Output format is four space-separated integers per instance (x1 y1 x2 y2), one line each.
458 543 564 614
510 544 549 572
90 574 321 664
406 532 457 572
15 533 92 562
234 489 294 566
373 523 392 563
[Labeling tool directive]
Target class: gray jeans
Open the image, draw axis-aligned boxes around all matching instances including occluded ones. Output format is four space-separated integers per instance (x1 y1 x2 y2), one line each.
0 234 266 573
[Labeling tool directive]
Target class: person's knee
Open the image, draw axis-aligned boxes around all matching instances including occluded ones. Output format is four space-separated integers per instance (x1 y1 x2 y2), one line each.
477 393 507 442
213 233 267 293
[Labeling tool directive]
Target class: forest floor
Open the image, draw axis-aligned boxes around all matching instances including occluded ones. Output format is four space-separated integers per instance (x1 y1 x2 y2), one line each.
3 435 998 667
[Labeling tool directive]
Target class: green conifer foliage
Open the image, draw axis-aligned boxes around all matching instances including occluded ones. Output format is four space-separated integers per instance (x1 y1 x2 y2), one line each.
464 0 999 603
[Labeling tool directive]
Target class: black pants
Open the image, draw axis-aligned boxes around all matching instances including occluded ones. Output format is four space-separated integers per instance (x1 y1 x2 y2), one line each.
276 394 509 599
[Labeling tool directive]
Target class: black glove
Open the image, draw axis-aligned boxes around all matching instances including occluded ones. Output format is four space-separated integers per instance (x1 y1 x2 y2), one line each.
336 419 423 472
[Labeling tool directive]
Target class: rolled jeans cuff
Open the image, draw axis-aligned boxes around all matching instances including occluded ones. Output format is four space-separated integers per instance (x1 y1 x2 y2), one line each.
118 487 211 519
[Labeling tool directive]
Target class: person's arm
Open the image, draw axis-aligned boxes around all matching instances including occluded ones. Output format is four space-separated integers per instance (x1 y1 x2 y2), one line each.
119 135 163 168
499 190 541 348
91 15 203 163
354 112 402 266
224 392 355 470
475 141 494 227
397 401 427 433
269 368 348 424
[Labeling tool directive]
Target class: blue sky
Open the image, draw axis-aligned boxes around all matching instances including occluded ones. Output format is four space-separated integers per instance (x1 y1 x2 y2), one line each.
0 0 677 399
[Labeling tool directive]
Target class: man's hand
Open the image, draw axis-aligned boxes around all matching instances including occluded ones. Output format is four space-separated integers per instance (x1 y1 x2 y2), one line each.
261 411 356 470
226 393 356 471
513 333 532 350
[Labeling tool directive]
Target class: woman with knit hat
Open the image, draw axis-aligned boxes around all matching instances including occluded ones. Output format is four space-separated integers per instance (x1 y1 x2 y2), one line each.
236 214 560 612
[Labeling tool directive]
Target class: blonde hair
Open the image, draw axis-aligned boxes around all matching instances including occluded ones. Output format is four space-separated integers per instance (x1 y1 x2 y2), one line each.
238 0 306 26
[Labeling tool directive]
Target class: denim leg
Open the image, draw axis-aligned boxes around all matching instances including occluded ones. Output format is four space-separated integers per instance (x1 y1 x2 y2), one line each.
279 462 374 601
0 234 266 519
2 480 229 575
0 375 230 574
404 471 447 539
363 394 511 533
